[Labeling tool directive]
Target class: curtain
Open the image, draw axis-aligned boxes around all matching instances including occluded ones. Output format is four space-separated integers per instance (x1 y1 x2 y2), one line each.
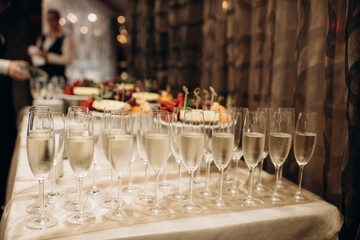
127 0 348 209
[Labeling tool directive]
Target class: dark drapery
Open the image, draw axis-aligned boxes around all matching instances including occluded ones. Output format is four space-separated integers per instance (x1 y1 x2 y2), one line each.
127 0 348 211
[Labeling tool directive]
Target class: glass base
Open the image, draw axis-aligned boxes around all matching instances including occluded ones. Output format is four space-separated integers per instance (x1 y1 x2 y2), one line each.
254 183 266 193
64 198 91 212
47 191 64 199
67 212 96 225
143 205 170 216
122 185 141 196
239 196 263 207
26 201 54 215
225 187 240 197
167 191 188 202
208 199 232 210
276 181 286 190
134 193 155 205
294 193 308 203
99 197 119 209
159 183 174 191
178 202 202 214
270 194 286 204
223 175 233 184
198 190 217 200
105 208 131 221
86 188 107 198
26 215 58 230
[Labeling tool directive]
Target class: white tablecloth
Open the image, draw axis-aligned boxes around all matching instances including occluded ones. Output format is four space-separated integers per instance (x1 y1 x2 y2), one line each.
0 116 343 240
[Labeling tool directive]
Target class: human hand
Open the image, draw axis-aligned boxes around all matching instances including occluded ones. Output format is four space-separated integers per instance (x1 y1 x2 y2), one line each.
37 50 48 58
8 61 30 81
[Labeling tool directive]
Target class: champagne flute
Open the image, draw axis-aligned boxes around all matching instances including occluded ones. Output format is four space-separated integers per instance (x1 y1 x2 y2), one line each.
143 110 171 216
26 109 58 229
47 112 65 199
227 107 247 196
269 111 293 204
100 109 119 209
240 110 266 207
178 110 205 214
26 106 54 214
134 108 155 205
277 107 295 189
294 112 317 202
87 115 107 198
198 109 218 199
168 107 191 202
105 111 134 220
66 106 95 225
208 111 234 209
255 107 273 193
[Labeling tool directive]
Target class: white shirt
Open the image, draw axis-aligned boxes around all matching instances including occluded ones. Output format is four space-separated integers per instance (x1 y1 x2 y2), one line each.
0 58 10 75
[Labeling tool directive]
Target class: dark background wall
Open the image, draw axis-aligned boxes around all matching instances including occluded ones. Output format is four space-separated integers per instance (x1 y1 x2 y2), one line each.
0 0 41 118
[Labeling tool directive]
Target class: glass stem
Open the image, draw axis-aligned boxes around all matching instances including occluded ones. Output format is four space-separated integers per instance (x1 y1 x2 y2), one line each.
257 157 264 186
52 164 56 193
248 167 253 199
118 174 123 210
110 168 114 197
279 165 283 184
189 170 194 205
154 171 160 208
128 161 133 187
232 159 239 189
144 163 149 193
219 168 224 201
162 166 167 185
177 161 182 192
273 166 279 197
92 162 97 189
205 160 211 192
297 165 305 195
39 179 45 219
78 176 84 214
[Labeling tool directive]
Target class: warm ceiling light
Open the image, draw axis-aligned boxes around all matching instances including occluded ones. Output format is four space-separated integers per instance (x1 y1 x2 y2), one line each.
117 34 127 44
222 0 229 11
117 16 125 24
59 18 66 26
67 13 78 23
120 29 128 36
88 13 97 22
80 26 88 34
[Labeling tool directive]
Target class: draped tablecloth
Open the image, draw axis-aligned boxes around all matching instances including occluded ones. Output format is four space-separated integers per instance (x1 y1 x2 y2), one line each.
0 116 343 240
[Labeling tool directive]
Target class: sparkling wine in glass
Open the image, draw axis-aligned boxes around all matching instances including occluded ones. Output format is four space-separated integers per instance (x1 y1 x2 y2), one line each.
66 106 95 225
240 110 266 207
105 111 134 220
26 109 58 229
294 112 317 202
227 107 247 196
47 112 65 199
269 111 293 204
178 110 205 214
254 107 273 194
143 110 171 216
208 111 234 209
134 108 155 205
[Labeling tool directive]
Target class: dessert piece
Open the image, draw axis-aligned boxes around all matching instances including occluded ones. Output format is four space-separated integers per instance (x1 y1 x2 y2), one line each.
73 87 100 96
179 109 220 123
92 100 131 112
132 92 160 103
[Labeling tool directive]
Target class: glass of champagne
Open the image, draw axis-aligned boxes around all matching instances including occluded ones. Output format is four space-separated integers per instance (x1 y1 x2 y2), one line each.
100 109 119 209
294 112 317 202
269 111 293 204
178 110 205 214
26 106 54 214
255 107 273 194
168 107 191 202
134 108 155 205
66 106 95 225
87 115 106 198
227 107 247 196
47 112 65 199
143 110 171 216
240 110 266 207
198 109 218 199
26 109 58 229
277 107 295 189
208 111 234 209
105 111 134 220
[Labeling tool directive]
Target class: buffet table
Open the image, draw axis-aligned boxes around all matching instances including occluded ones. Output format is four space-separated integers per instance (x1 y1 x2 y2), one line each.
0 115 343 240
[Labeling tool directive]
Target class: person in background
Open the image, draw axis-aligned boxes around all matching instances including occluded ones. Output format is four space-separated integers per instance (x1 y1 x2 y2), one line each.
0 0 30 215
28 9 73 81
